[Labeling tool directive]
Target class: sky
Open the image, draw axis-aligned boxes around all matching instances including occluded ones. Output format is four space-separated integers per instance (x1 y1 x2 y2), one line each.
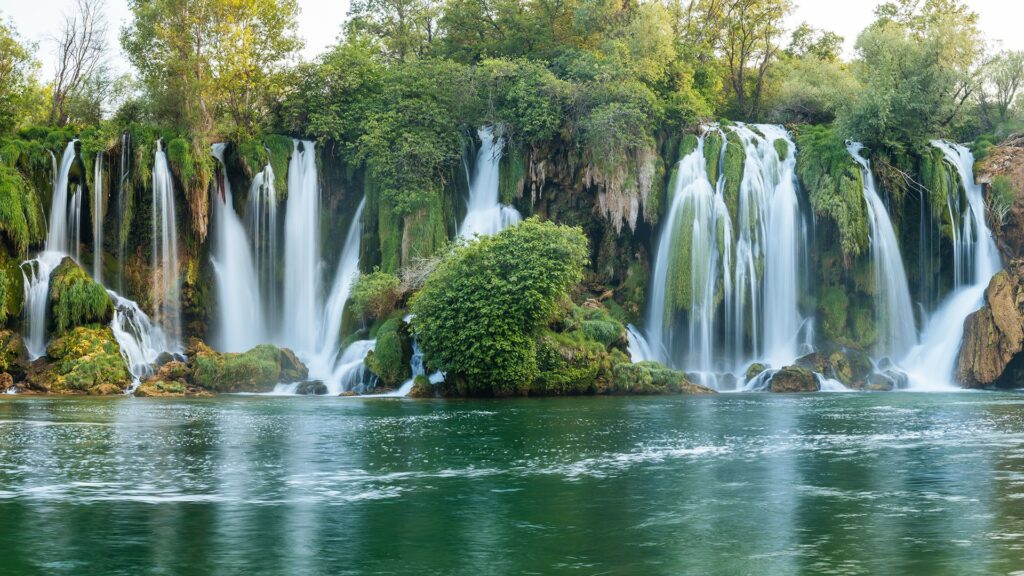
4 0 1024 77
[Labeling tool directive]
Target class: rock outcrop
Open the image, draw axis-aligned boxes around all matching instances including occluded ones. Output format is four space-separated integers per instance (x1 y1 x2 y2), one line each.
976 138 1024 259
23 326 132 395
187 338 308 393
957 261 1024 388
769 366 820 393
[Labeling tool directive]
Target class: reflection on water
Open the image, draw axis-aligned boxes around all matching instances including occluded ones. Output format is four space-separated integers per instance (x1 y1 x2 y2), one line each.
2 393 1024 575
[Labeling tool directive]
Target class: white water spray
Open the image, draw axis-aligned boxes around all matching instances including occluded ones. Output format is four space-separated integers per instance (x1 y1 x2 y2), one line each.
152 142 182 350
282 140 321 351
459 127 521 238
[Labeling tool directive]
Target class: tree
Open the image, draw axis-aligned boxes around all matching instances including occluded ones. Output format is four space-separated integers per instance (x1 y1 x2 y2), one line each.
411 218 589 395
0 16 43 135
347 0 441 62
719 0 792 120
50 0 108 126
837 0 984 148
787 22 842 62
122 0 301 136
979 50 1024 128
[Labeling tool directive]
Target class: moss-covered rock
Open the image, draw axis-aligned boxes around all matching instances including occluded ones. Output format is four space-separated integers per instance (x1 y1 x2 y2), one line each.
744 362 768 382
49 257 113 334
0 329 29 381
135 360 213 397
608 361 716 395
188 339 308 393
769 366 819 393
25 326 132 394
408 375 434 398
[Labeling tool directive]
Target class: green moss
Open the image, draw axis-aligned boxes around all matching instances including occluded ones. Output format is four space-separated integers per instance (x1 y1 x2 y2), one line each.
45 326 132 394
609 361 695 395
852 307 877 349
264 134 293 199
773 138 789 161
365 317 411 387
679 133 700 159
0 164 44 257
722 132 744 227
499 145 526 206
818 286 849 343
189 340 306 393
703 131 723 184
574 305 625 348
795 125 868 262
350 268 400 321
49 257 113 334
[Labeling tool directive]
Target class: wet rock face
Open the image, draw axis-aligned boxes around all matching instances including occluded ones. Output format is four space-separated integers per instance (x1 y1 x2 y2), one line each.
187 339 309 393
769 366 820 393
957 262 1024 388
24 326 133 394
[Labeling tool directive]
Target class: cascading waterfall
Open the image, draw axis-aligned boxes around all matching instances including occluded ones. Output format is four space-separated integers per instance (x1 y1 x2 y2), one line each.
902 141 1001 389
210 143 266 352
92 153 103 283
247 162 278 334
281 140 321 352
645 124 809 387
69 185 82 262
108 290 175 388
21 141 79 359
46 141 78 254
308 198 366 388
626 325 655 362
848 144 917 359
458 126 522 238
151 141 182 350
116 132 130 293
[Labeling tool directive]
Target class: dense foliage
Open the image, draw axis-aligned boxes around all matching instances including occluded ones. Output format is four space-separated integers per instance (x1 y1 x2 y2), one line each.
411 218 589 395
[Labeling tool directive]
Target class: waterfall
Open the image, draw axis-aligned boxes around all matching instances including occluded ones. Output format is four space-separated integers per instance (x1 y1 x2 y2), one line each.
108 290 176 388
92 153 103 283
307 198 365 383
116 133 130 293
848 144 917 359
902 141 1001 389
152 142 182 350
210 143 266 352
20 252 63 359
247 163 278 335
458 126 522 238
281 140 321 352
325 339 376 395
21 141 79 359
626 325 655 362
645 124 808 386
69 185 82 262
46 141 78 254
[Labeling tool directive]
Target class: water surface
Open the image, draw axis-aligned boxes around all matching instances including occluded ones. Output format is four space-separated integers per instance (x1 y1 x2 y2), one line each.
1 393 1023 575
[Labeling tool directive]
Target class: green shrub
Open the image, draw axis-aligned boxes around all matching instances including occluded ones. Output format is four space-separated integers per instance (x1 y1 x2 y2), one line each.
350 269 401 322
411 218 589 395
365 317 410 387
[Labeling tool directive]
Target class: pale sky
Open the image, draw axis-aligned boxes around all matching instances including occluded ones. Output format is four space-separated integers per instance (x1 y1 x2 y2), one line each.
3 0 1024 77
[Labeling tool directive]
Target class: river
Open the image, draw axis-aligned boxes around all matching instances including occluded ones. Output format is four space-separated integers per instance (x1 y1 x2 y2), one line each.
1 393 1023 575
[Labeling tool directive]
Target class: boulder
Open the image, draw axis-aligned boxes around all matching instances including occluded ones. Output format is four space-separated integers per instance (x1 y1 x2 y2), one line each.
408 375 434 398
744 362 768 382
794 352 830 374
25 326 132 394
188 338 310 393
48 257 113 333
957 263 1024 388
294 380 327 395
976 141 1024 258
769 366 820 393
135 361 212 397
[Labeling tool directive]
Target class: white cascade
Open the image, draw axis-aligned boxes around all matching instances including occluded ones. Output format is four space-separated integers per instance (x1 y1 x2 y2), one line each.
20 252 63 359
108 290 176 389
848 143 917 359
307 198 365 384
92 153 103 283
69 185 82 262
281 140 322 352
387 316 443 397
116 133 130 292
210 143 266 352
458 126 521 238
902 141 1001 389
247 163 278 334
646 124 810 387
21 141 79 358
626 324 655 362
326 339 376 395
151 142 182 350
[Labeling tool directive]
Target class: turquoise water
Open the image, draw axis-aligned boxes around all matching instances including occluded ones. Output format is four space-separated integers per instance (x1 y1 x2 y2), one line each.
1 393 1024 575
